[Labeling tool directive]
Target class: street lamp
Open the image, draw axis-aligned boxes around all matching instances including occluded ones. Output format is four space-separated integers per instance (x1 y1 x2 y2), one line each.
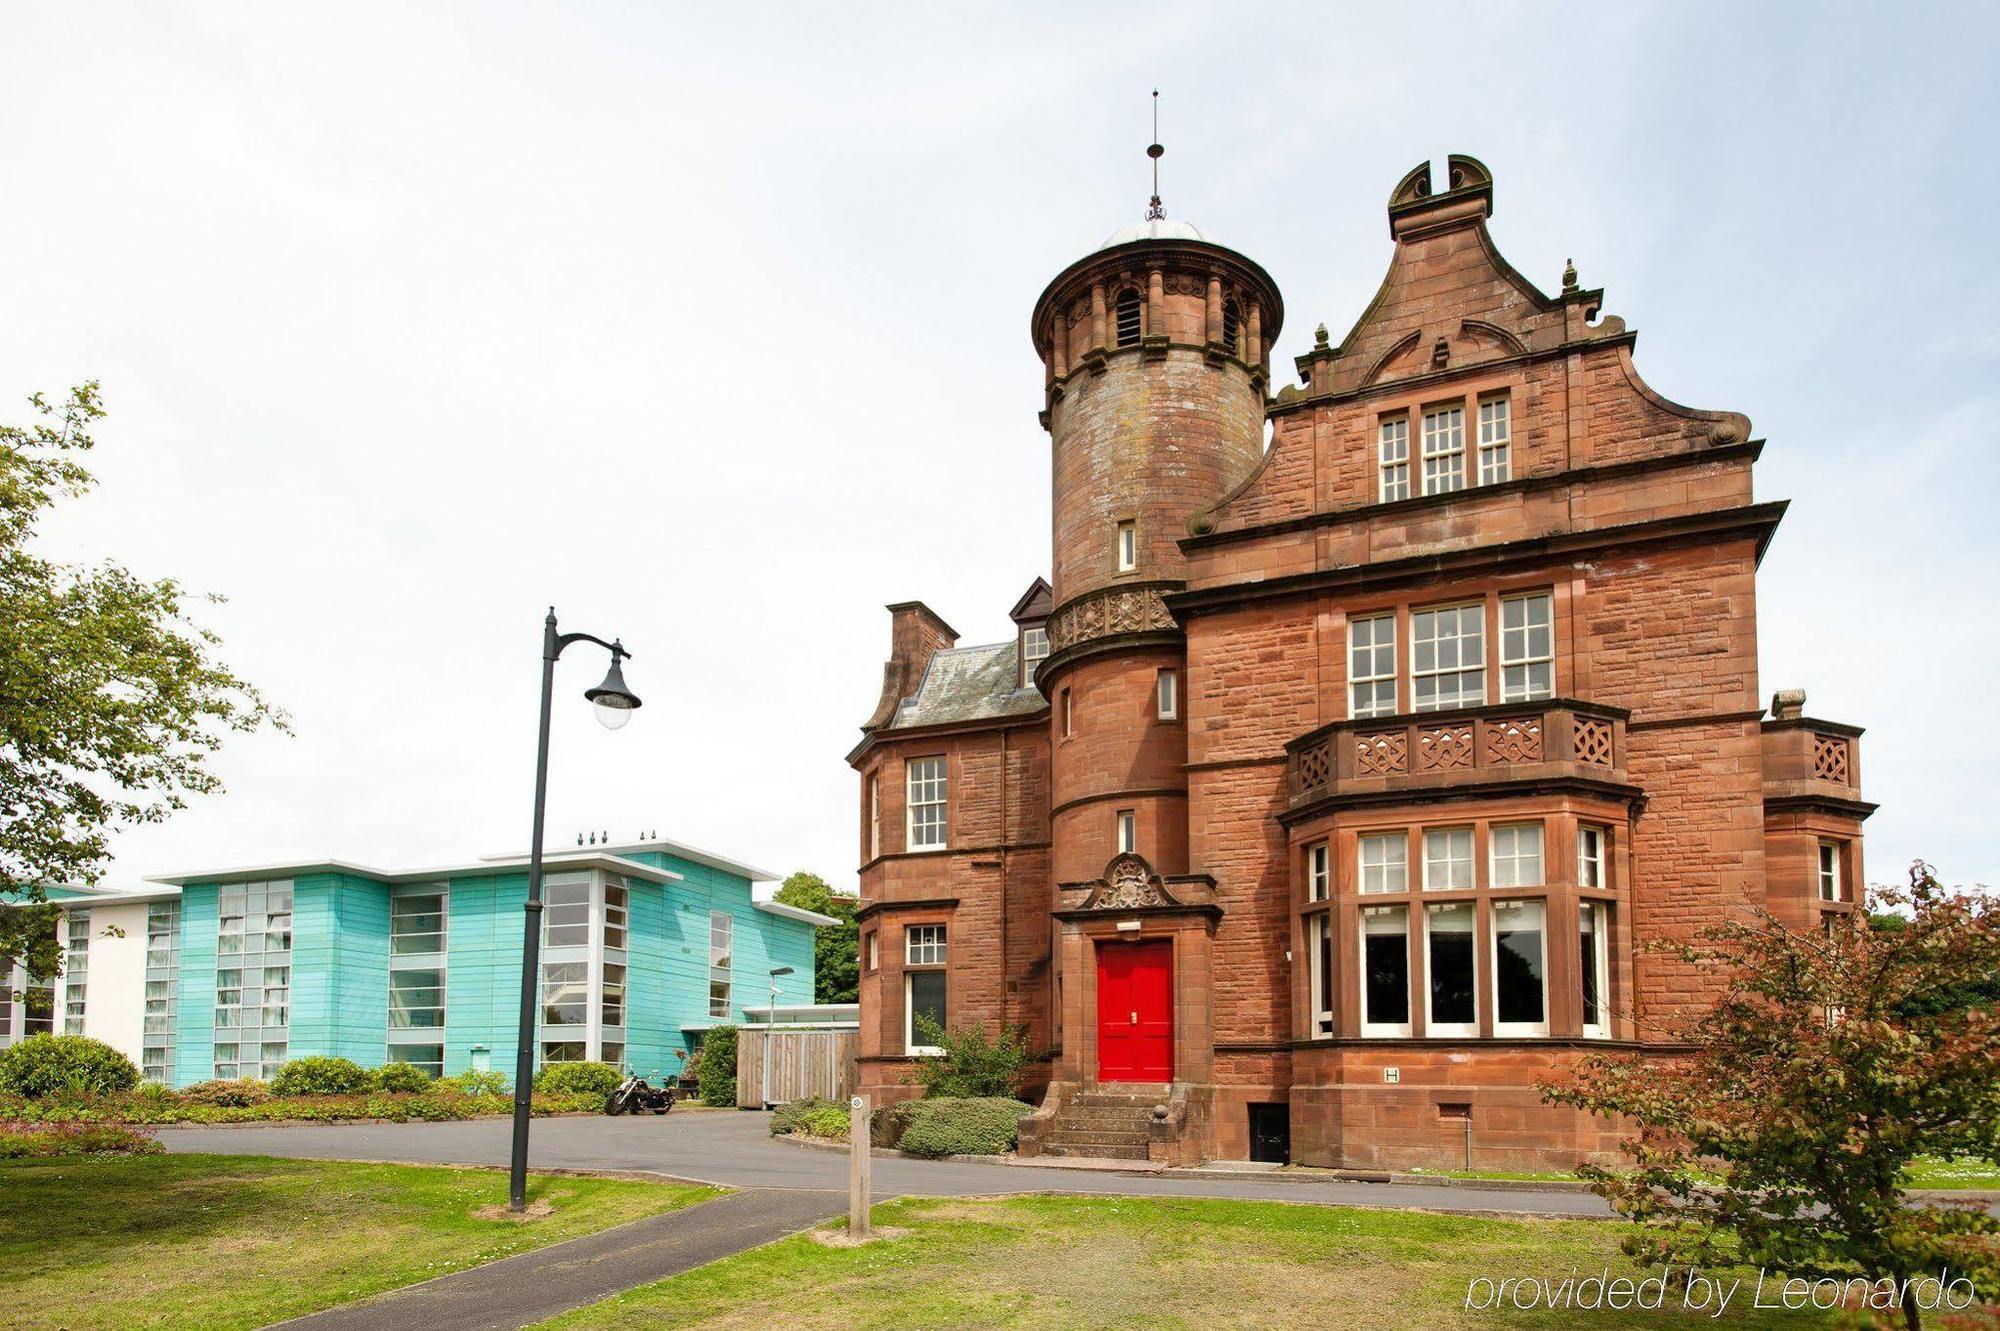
510 607 641 1212
763 965 795 1108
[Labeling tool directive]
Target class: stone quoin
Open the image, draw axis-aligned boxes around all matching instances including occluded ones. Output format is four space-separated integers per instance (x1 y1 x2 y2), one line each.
846 154 1873 1169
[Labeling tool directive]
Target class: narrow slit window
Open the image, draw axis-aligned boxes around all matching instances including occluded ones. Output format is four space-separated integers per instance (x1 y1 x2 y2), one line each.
1156 668 1179 720
1580 901 1610 1038
1477 396 1511 484
1116 809 1136 854
1222 299 1241 354
1114 288 1142 347
1307 842 1331 902
1116 520 1137 572
1818 842 1843 901
1308 913 1334 1037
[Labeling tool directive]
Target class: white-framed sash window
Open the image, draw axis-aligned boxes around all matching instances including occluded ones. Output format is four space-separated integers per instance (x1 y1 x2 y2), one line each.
907 757 948 851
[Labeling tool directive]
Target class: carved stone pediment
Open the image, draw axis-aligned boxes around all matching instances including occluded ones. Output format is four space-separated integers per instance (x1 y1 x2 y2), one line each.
1081 853 1179 911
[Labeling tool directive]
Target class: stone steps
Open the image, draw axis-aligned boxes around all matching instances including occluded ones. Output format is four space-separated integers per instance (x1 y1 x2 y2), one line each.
1040 1140 1151 1161
1035 1085 1163 1162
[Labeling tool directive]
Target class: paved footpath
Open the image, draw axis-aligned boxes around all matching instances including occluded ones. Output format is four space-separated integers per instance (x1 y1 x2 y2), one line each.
267 1185 842 1331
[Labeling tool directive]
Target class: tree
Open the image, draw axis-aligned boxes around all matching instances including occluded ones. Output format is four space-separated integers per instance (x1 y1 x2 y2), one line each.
772 871 858 1004
1 384 284 982
1544 862 2000 1329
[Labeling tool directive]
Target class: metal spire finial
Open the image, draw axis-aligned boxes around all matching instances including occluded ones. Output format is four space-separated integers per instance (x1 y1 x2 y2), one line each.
1145 90 1165 221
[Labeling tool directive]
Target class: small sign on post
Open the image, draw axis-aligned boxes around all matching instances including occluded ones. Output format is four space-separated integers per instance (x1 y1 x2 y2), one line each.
848 1094 871 1239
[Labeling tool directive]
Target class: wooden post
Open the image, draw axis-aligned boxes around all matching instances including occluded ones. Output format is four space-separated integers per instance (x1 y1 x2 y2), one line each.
848 1094 871 1238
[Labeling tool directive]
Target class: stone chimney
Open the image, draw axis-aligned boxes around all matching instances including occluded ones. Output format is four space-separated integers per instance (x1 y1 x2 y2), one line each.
861 601 958 731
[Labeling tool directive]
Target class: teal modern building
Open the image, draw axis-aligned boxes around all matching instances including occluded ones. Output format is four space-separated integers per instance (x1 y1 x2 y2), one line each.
2 838 832 1087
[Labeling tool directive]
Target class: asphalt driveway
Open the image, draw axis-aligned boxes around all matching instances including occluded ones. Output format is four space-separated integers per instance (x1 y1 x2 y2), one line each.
156 1107 1614 1217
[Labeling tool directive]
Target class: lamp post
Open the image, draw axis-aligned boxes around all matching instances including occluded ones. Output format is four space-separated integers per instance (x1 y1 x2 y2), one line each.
762 964 795 1107
509 607 641 1212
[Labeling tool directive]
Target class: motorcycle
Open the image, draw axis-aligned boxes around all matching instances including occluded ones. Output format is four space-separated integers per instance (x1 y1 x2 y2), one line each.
605 1070 678 1116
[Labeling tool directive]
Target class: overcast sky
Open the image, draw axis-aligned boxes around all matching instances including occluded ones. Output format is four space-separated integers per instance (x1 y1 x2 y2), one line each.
5 3 1996 897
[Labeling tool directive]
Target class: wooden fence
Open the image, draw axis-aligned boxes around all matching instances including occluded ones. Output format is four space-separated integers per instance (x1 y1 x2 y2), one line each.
736 1028 858 1108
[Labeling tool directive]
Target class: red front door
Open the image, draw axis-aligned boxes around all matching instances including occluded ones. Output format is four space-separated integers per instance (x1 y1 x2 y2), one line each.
1096 940 1173 1082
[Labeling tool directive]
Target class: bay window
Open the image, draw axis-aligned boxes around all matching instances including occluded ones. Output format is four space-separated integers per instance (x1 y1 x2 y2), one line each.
1308 912 1334 1037
1360 906 1412 1036
1818 842 1843 901
1422 827 1473 890
1359 833 1407 893
1580 901 1610 1039
1424 902 1478 1036
538 872 633 1066
1489 823 1544 888
1578 825 1606 887
1491 899 1548 1036
905 924 948 1055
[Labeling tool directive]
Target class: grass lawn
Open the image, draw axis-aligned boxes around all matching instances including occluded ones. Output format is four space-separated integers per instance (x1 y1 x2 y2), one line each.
0 1153 722 1331
534 1194 1839 1330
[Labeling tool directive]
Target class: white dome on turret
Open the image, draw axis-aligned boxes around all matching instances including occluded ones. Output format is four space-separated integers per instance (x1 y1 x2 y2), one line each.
1095 217 1216 251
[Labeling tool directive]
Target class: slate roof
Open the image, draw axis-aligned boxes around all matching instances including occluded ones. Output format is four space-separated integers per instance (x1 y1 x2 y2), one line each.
890 640 1048 729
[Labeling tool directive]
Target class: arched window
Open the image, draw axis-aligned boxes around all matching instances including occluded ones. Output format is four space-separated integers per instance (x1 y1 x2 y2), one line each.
1223 298 1242 355
1114 288 1142 347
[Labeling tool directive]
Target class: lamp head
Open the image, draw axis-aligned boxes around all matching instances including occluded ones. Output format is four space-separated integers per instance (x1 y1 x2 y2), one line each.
585 645 641 730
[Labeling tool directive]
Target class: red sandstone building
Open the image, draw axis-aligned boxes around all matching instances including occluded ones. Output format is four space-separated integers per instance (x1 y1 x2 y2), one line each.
847 155 1874 1169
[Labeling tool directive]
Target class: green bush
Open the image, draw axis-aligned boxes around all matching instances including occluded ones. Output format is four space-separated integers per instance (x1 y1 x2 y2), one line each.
181 1079 271 1107
770 1095 850 1140
0 1121 161 1159
892 1096 1034 1158
439 1069 508 1097
532 1061 621 1097
0 1035 139 1099
372 1062 433 1094
697 1026 738 1107
270 1057 372 1097
908 1017 1032 1099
